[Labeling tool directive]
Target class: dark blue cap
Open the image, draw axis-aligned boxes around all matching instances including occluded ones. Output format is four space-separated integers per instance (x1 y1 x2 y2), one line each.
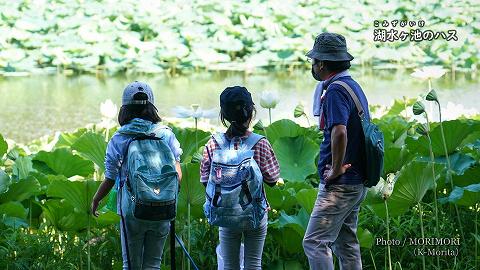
220 86 254 121
220 86 254 108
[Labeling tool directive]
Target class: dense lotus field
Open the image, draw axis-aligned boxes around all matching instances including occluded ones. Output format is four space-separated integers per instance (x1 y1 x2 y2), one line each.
0 0 479 75
0 93 479 269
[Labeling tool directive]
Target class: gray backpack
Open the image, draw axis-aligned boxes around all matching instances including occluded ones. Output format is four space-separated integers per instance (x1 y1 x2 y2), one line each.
203 133 267 230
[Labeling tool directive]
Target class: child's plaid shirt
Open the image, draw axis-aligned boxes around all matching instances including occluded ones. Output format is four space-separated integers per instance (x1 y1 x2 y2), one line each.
200 132 280 184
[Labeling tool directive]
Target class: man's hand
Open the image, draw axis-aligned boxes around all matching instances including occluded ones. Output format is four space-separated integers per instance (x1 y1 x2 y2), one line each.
323 163 351 182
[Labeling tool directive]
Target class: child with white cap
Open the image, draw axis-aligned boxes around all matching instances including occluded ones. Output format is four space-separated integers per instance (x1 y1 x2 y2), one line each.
91 81 183 269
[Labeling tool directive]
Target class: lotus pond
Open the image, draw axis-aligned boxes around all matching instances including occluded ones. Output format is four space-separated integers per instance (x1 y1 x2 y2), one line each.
1 70 479 143
0 89 479 269
1 0 480 269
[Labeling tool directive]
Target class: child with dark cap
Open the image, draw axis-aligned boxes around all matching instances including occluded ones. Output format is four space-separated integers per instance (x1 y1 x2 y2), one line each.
200 86 280 270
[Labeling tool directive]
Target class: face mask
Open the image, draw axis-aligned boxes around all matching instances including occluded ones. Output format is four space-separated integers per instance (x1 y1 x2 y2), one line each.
311 65 322 81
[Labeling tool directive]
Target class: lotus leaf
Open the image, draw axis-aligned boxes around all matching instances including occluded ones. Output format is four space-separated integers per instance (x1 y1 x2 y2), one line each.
34 148 94 177
273 136 318 182
71 132 107 172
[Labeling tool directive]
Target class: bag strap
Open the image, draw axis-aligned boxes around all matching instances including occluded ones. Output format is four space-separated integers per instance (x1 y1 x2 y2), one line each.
212 133 228 150
119 186 132 269
118 137 135 186
212 183 222 207
242 133 264 150
331 81 365 119
239 179 253 209
206 144 213 163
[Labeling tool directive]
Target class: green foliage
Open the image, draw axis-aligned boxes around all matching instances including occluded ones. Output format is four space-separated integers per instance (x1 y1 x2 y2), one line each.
295 188 317 215
384 98 416 117
264 184 297 212
441 184 480 206
391 161 437 206
39 199 89 232
0 111 479 269
375 116 411 148
178 162 205 219
407 120 479 156
265 119 319 145
47 178 99 215
1 1 479 75
12 156 33 180
0 224 122 269
0 201 27 219
71 131 108 172
270 209 309 254
34 148 94 177
451 165 480 187
357 227 374 249
55 128 88 148
0 134 7 158
0 170 10 194
367 161 439 218
0 175 41 203
273 136 318 181
171 127 211 163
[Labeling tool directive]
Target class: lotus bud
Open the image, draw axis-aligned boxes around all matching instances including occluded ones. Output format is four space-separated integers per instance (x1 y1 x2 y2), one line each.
191 104 200 112
260 91 279 109
294 103 305 118
425 89 438 102
412 101 426 115
382 174 395 200
407 126 416 136
276 178 285 186
416 123 429 136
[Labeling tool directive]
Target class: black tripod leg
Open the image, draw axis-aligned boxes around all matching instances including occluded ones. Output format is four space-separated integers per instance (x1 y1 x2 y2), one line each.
170 219 175 270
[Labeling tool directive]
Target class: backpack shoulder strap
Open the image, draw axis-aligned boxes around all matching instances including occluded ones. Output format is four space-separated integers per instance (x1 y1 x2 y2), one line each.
243 133 265 150
149 125 172 140
118 136 136 187
331 81 365 118
212 133 228 150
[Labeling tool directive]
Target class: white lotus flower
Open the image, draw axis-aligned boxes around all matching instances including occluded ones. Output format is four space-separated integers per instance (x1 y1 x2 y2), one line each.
410 66 447 80
260 91 279 109
382 174 396 200
99 99 118 129
172 104 217 119
441 102 479 121
100 99 118 119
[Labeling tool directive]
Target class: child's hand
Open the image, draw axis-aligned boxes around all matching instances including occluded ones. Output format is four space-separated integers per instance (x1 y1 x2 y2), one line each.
91 199 100 217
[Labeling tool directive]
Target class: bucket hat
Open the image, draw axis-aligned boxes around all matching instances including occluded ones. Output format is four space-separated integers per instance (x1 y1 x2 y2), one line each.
306 32 354 61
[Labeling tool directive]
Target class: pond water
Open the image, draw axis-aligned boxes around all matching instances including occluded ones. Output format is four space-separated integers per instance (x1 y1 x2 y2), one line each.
0 69 478 143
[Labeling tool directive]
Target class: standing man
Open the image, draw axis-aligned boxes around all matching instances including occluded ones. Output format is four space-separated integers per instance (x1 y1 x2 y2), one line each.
302 33 369 270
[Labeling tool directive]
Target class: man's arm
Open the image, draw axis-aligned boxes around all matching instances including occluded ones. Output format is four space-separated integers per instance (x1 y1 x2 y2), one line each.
331 125 348 171
324 124 351 181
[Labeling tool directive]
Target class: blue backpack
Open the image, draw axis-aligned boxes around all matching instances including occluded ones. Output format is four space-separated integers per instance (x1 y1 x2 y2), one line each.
119 131 179 221
203 132 268 230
